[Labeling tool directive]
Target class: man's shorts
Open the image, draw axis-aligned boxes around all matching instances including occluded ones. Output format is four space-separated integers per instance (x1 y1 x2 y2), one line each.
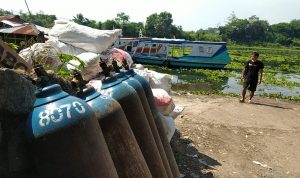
243 79 258 91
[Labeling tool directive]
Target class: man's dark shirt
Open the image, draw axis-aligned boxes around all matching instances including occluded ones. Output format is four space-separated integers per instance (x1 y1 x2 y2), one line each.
244 60 264 82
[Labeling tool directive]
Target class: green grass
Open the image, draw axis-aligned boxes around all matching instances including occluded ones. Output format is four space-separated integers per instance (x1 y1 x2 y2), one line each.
228 45 300 74
259 93 300 101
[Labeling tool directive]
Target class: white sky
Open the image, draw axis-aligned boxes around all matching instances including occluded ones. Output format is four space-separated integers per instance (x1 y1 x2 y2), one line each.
1 0 300 31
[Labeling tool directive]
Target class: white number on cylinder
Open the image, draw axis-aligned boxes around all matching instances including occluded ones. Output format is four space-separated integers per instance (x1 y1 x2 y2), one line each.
38 101 86 127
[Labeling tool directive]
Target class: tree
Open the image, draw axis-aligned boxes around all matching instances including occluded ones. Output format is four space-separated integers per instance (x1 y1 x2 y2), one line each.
20 11 56 28
145 11 183 38
72 13 100 29
290 19 300 38
115 12 129 25
144 13 158 37
219 15 271 43
73 13 87 25
102 20 121 30
0 8 13 16
122 22 144 37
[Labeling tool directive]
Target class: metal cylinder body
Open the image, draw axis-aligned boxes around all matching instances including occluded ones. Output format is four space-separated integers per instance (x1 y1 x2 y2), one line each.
101 75 168 178
78 86 152 178
26 84 118 178
119 71 173 178
131 71 181 178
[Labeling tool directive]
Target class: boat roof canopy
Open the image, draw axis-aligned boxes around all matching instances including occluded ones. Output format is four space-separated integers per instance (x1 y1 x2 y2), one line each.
141 38 227 45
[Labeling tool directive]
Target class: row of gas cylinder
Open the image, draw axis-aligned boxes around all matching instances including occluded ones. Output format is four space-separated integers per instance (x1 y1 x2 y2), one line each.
25 65 181 178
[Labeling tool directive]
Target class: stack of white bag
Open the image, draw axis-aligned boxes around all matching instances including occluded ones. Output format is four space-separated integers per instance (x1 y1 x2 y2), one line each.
134 65 184 141
19 20 122 80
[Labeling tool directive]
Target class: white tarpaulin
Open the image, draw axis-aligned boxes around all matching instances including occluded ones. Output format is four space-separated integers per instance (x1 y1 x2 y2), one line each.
48 20 122 54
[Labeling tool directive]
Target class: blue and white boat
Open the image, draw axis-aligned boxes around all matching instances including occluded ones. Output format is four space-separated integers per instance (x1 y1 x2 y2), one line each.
115 37 231 69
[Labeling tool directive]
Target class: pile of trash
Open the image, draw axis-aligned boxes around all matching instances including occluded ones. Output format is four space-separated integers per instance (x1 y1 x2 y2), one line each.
1 20 185 178
17 20 182 141
19 20 131 80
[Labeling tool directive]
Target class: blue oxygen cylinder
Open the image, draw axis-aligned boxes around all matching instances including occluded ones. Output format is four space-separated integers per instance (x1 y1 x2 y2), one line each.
25 67 118 178
116 71 173 178
73 72 151 178
101 74 168 178
128 69 181 178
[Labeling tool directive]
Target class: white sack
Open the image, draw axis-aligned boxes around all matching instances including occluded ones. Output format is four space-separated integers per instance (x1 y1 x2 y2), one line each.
46 38 86 56
19 43 61 69
148 70 172 93
133 64 144 70
67 52 101 80
161 115 176 142
134 68 151 82
49 20 122 54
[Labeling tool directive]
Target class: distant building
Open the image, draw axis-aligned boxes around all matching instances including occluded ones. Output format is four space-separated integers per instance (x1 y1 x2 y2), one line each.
0 15 49 44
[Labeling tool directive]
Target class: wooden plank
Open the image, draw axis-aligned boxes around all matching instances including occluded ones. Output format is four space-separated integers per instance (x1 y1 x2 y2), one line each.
0 40 32 72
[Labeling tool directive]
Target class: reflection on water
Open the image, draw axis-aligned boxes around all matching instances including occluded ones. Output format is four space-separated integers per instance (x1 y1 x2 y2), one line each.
147 65 300 97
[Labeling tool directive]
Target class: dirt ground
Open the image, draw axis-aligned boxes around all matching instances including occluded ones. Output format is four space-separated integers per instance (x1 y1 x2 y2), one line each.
170 94 300 178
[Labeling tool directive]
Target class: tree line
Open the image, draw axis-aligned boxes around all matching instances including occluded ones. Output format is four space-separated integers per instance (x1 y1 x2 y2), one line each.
1 9 300 46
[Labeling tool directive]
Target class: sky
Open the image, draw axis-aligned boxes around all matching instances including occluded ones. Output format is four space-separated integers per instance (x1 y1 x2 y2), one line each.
1 0 300 31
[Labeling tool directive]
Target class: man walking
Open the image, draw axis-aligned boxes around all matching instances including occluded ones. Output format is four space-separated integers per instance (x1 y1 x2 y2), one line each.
240 52 264 103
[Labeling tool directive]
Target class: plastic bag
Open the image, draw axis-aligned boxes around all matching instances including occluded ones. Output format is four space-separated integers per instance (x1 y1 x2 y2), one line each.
152 88 175 115
19 43 62 69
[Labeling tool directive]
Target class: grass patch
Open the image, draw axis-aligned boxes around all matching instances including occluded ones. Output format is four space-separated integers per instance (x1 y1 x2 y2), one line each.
259 93 300 101
263 73 300 87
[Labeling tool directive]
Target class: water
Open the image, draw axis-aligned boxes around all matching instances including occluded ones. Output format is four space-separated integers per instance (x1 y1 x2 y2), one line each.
147 65 300 97
222 77 300 96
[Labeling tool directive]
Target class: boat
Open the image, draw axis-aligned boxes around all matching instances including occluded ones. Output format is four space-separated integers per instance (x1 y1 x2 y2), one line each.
114 37 231 69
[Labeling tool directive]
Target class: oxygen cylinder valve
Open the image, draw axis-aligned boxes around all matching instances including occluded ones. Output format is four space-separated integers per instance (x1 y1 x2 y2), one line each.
99 60 111 77
112 59 120 73
34 64 49 87
122 60 129 70
71 69 87 96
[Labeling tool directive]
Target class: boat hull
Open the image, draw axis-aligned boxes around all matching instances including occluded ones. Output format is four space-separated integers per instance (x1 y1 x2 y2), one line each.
133 51 230 69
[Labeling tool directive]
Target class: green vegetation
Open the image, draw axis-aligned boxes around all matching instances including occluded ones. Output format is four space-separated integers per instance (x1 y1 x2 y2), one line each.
228 45 300 73
263 73 300 87
228 45 300 90
4 42 19 51
146 44 300 101
55 52 86 79
259 93 300 101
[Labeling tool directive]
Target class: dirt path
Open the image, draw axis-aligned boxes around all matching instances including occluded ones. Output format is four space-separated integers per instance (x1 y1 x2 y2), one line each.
170 94 300 178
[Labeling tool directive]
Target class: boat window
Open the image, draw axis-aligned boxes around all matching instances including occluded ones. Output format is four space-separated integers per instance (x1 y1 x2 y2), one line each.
183 46 193 55
199 46 204 52
119 41 121 45
152 44 157 47
133 41 138 47
207 47 213 54
167 45 183 57
145 44 149 47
